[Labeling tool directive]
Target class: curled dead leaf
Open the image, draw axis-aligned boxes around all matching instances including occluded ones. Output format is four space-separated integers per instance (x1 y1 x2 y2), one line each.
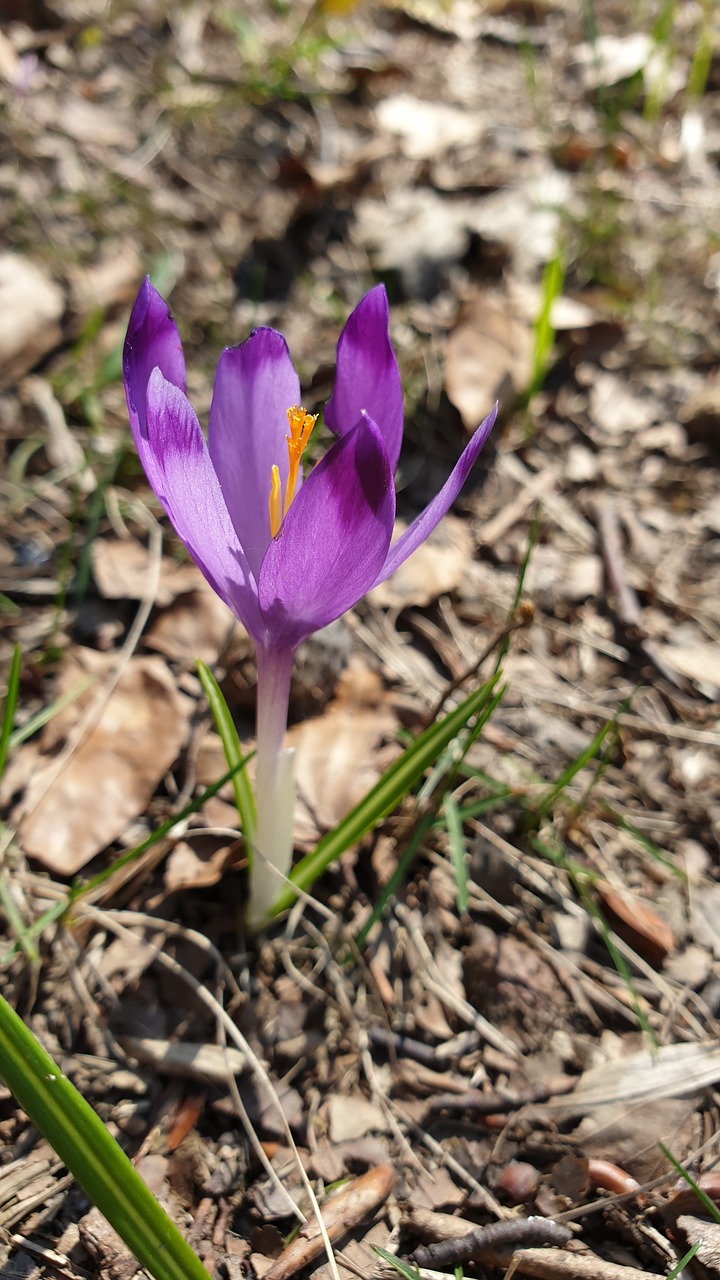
18 649 191 874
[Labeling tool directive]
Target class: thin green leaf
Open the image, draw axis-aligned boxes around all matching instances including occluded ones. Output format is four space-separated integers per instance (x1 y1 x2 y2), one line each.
528 246 565 397
270 672 503 918
354 811 435 952
598 802 686 880
0 866 39 965
0 993 213 1280
373 1246 421 1280
9 675 95 751
535 717 616 820
444 792 468 914
197 659 257 848
667 1243 701 1278
0 644 22 782
660 1144 720 1226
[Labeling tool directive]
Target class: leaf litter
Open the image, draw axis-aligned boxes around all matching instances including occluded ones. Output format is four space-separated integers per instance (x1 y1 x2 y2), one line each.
2 2 720 1279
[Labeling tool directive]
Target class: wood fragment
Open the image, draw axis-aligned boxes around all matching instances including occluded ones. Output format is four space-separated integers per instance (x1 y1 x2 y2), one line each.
470 1247 661 1280
413 1217 572 1267
263 1165 395 1280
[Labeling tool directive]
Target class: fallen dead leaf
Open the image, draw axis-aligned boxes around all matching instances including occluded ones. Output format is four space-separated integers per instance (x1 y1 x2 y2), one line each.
145 575 244 666
369 515 473 609
375 94 483 160
288 661 398 842
445 295 532 430
18 649 191 874
596 879 675 967
91 538 199 607
163 836 242 894
0 253 64 389
327 1095 391 1143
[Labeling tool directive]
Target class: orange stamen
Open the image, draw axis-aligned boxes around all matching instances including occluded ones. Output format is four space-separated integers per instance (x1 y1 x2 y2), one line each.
268 464 282 539
268 406 317 538
284 405 317 517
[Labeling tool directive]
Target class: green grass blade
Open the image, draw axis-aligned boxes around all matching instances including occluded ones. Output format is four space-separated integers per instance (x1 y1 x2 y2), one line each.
535 716 616 821
0 994 213 1280
660 1144 720 1225
529 246 565 397
354 810 436 952
0 644 22 782
444 792 468 914
667 1244 701 1278
374 1247 421 1280
9 675 95 750
270 672 502 918
197 660 257 848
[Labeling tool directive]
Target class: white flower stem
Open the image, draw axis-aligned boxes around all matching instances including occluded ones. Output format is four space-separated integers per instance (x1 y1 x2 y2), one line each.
246 645 296 930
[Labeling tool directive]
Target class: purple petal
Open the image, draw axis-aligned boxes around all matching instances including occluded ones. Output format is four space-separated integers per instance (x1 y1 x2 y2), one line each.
258 414 395 650
372 404 498 589
123 278 186 494
324 285 404 475
209 329 301 581
145 368 263 639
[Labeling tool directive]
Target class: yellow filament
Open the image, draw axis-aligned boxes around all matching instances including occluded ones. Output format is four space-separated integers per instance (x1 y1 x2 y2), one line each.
268 405 317 537
284 405 317 516
268 464 282 539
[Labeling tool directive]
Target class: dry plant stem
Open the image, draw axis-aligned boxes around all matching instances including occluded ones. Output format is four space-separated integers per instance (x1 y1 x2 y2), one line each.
263 1164 395 1280
595 496 688 691
413 1218 573 1268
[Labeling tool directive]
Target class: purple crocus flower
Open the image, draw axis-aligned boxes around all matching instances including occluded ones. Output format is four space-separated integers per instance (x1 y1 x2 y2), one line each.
124 278 496 926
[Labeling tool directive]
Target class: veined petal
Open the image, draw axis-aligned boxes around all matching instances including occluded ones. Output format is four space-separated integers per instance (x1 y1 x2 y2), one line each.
145 368 263 639
258 414 395 650
209 329 301 581
324 285 404 475
123 278 186 495
372 403 498 589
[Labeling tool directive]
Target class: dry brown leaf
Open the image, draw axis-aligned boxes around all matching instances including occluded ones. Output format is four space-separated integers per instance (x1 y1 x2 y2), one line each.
369 514 472 609
19 649 190 874
327 1095 391 1144
445 295 532 430
91 538 199 606
375 94 483 160
288 661 398 842
659 643 720 695
145 575 243 665
595 880 675 967
0 253 64 389
163 836 242 893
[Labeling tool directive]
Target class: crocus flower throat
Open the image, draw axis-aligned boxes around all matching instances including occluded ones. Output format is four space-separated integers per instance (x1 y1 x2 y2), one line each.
269 405 318 538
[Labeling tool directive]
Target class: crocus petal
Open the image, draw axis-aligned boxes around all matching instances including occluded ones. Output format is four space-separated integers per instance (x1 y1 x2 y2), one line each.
209 329 301 581
145 368 263 639
324 285 404 475
372 403 498 589
123 278 186 496
258 413 395 650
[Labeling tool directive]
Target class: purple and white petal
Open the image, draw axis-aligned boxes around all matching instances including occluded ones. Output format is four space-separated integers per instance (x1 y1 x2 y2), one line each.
123 279 186 494
372 404 497 590
324 285 404 475
258 414 395 651
145 368 263 640
209 329 301 581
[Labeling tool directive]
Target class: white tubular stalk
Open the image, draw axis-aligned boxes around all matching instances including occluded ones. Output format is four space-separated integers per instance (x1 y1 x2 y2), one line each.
246 646 295 930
